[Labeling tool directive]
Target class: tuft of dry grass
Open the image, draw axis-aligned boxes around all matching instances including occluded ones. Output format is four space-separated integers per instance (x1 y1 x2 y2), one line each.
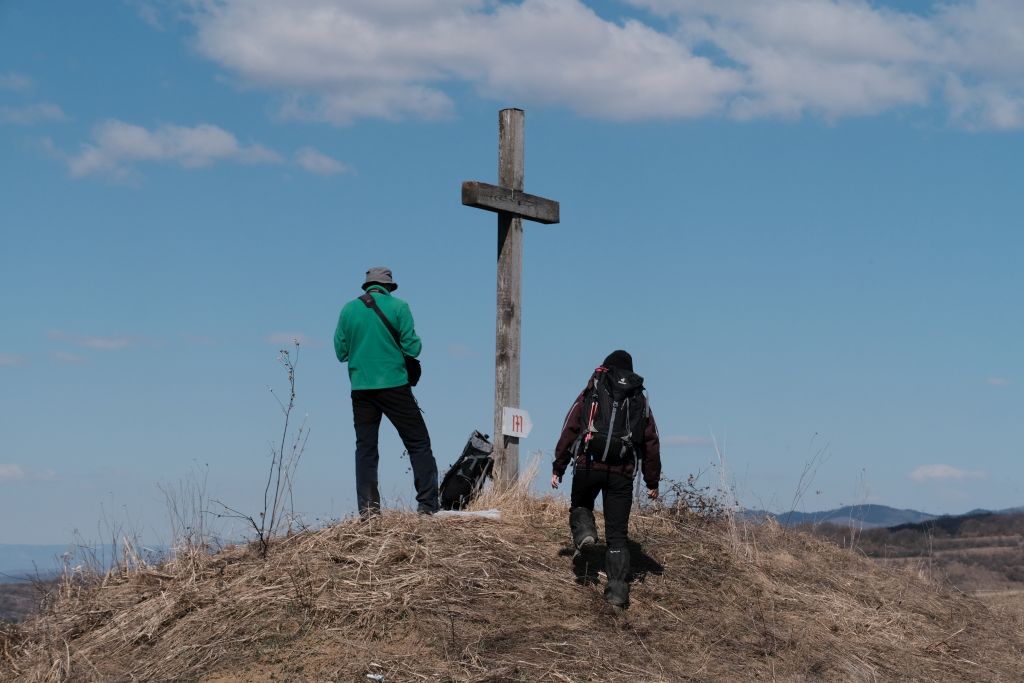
3 479 1023 682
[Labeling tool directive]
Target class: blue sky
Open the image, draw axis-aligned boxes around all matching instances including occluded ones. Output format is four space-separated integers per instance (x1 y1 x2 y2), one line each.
1 0 1022 545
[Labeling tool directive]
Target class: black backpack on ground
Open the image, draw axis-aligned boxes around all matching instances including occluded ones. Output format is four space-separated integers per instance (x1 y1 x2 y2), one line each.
573 367 647 464
440 431 494 510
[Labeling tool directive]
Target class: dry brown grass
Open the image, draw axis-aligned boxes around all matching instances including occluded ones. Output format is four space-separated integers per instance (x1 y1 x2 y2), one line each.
973 589 1024 629
3 478 1023 682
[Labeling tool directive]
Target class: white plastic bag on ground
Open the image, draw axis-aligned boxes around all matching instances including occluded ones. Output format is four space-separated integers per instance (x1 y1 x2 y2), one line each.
433 508 501 520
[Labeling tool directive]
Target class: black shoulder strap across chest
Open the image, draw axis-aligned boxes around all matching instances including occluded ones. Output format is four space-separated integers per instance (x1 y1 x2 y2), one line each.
359 292 402 350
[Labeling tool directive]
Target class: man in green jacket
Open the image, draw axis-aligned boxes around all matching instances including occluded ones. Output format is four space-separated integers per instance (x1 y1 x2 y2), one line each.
334 267 439 516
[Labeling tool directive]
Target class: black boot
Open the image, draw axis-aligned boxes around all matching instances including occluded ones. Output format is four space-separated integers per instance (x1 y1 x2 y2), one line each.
570 507 598 549
358 484 381 520
604 546 631 608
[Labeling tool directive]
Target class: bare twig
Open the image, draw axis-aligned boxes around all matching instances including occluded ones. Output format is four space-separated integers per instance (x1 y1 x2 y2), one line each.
211 340 308 557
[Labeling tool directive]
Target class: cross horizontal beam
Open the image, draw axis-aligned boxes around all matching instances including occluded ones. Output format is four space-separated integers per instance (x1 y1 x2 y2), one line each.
461 181 560 225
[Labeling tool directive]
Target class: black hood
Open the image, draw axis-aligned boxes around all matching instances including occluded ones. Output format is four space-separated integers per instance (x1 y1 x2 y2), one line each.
602 350 633 373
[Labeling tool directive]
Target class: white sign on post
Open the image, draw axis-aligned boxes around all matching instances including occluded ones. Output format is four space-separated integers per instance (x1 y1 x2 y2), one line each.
501 407 533 438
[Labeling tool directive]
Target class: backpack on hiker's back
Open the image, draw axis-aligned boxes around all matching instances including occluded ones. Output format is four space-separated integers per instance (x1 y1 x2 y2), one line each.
572 366 648 464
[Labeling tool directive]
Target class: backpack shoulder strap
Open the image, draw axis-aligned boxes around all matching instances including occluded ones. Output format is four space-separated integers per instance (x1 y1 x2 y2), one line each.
359 292 403 351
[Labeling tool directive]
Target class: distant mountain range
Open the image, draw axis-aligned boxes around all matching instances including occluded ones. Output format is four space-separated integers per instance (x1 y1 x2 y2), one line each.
744 504 935 528
0 543 155 583
0 545 72 582
962 505 1024 516
745 503 1024 529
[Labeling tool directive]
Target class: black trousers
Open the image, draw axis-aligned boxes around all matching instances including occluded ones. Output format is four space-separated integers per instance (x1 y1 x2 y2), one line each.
570 467 633 549
352 385 439 515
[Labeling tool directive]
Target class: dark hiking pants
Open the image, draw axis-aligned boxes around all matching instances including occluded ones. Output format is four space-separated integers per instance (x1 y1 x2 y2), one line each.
570 468 633 550
570 468 633 601
352 385 439 516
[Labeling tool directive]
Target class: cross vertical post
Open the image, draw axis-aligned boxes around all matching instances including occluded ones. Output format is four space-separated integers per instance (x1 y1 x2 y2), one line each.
494 108 524 487
461 108 560 489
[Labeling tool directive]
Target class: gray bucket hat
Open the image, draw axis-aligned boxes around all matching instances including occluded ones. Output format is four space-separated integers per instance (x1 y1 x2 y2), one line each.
362 266 398 291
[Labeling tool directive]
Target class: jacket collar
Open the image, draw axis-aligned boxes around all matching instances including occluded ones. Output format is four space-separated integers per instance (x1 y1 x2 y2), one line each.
364 285 391 296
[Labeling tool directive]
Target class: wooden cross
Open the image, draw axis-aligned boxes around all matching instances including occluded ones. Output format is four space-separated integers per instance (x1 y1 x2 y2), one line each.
461 108 560 487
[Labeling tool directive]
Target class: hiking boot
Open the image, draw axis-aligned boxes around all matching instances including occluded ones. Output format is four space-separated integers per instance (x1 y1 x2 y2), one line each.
605 580 629 608
357 485 381 520
604 547 631 608
570 507 598 549
359 508 381 521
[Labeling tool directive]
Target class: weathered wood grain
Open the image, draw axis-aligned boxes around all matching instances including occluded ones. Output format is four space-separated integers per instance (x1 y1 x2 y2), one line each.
461 181 560 225
492 108 525 487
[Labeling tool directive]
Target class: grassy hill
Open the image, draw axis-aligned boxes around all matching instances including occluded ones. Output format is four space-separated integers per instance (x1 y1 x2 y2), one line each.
2 488 1023 682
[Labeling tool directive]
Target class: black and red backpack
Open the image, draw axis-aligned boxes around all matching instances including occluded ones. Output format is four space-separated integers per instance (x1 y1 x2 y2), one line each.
572 366 648 464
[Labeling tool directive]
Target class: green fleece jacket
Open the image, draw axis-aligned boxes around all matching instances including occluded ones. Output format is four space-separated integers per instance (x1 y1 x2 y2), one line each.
334 285 423 390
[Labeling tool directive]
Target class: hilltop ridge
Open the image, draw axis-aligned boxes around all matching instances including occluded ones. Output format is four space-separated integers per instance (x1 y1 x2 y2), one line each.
2 490 1023 682
746 502 1024 530
745 504 937 528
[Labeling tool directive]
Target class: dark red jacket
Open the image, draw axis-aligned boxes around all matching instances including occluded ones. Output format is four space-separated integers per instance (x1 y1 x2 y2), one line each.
552 372 662 489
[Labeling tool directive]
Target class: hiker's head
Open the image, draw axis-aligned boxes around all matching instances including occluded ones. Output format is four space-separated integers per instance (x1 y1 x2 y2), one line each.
602 350 633 373
362 266 398 292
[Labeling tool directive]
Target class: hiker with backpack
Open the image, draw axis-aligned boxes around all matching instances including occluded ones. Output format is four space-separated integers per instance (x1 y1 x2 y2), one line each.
334 267 440 517
550 350 661 608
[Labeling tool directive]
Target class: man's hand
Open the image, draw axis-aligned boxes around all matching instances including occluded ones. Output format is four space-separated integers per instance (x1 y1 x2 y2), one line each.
647 488 659 500
551 474 562 489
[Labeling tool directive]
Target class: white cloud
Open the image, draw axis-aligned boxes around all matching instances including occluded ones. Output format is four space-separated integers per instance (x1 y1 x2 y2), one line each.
0 103 67 125
48 330 135 351
127 0 172 29
294 146 347 175
986 376 1011 386
190 0 740 124
662 434 712 447
0 72 31 91
0 464 26 481
632 0 1024 126
0 464 56 482
946 77 1024 130
186 0 1024 128
648 0 934 120
0 354 27 367
910 464 987 482
65 120 283 178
